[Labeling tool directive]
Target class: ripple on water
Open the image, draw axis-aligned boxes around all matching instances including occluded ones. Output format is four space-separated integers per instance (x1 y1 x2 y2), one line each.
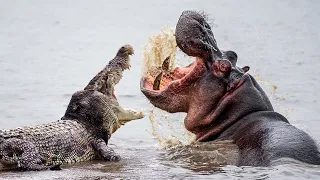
161 140 239 173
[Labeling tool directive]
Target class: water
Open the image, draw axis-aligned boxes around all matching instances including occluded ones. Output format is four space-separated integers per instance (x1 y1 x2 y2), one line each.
0 0 319 179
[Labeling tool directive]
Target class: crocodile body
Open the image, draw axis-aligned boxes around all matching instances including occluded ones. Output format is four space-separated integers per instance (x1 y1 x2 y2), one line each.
0 120 97 170
0 44 144 171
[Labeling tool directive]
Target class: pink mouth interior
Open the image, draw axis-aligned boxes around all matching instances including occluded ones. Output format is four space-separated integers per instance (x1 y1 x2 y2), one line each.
144 57 206 92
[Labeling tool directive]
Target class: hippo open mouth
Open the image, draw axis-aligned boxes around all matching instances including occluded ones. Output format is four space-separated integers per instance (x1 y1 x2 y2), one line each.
141 57 206 112
141 57 206 110
140 54 248 109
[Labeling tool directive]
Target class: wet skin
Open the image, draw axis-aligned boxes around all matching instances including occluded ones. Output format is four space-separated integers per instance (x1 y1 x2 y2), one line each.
140 55 320 166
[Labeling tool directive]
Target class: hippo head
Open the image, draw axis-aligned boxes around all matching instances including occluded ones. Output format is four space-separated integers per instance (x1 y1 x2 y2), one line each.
141 51 273 142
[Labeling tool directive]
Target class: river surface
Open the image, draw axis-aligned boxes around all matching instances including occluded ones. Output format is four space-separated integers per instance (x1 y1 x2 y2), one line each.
0 0 320 179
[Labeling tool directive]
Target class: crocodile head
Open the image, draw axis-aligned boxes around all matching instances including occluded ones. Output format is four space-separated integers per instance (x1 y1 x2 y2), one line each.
62 44 143 139
62 90 120 136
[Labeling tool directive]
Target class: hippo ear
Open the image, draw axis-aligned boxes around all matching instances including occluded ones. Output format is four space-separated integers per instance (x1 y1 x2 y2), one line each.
212 60 232 78
223 51 238 66
242 66 250 72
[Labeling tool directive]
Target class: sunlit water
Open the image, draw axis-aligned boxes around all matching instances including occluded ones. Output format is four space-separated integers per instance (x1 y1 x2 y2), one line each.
0 0 320 179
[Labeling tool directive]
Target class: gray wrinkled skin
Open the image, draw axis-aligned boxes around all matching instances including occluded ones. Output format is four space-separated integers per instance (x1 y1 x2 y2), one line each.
175 10 222 69
0 44 144 171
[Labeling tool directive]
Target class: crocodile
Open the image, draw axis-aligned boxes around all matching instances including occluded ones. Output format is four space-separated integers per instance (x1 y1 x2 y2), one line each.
0 44 144 171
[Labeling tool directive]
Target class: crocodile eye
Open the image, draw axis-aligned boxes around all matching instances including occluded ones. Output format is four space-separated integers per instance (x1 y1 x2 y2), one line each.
7 152 13 157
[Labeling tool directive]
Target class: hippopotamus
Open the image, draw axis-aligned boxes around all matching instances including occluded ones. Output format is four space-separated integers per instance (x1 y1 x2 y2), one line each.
141 54 320 166
140 11 320 167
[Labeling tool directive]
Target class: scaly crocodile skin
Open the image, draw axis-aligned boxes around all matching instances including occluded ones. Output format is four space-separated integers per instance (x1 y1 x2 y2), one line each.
0 120 96 167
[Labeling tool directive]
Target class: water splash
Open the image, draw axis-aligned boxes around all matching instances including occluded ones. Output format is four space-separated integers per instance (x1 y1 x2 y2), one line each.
142 25 177 76
142 26 196 148
149 109 196 148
